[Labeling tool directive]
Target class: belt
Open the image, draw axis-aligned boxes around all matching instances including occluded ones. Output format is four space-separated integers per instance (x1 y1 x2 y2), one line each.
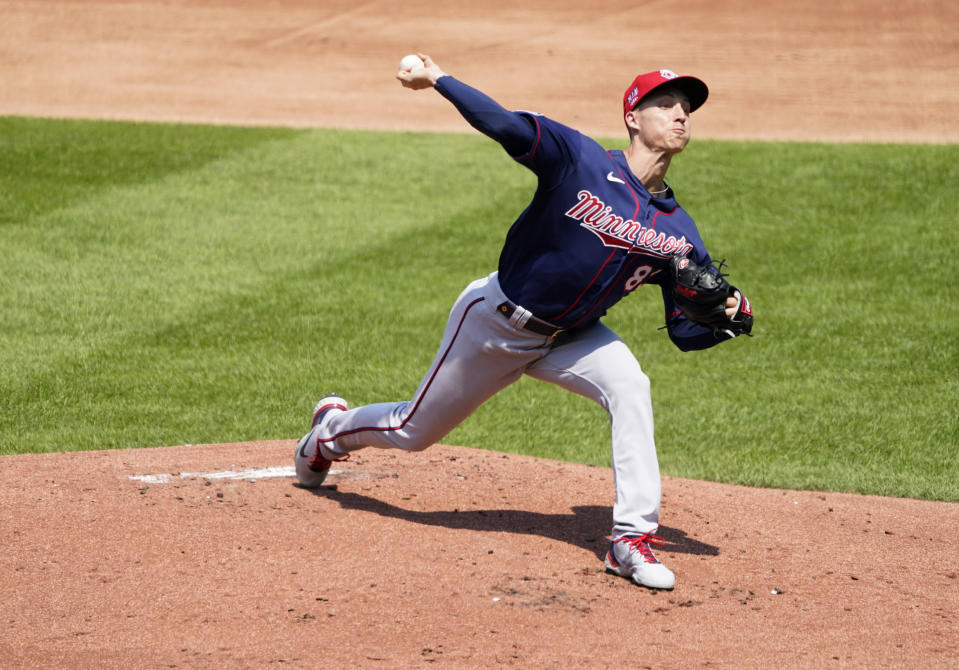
496 300 566 338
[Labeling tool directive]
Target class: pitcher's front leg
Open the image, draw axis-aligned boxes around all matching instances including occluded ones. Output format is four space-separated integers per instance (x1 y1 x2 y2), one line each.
526 323 662 537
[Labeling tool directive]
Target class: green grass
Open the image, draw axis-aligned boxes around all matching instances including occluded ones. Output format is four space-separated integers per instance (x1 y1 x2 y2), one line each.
1 116 956 501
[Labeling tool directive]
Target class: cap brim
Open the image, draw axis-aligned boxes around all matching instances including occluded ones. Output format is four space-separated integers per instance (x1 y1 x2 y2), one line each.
642 76 709 113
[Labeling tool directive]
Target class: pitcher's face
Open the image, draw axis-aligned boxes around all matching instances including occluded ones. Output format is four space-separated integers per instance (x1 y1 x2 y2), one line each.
627 88 692 154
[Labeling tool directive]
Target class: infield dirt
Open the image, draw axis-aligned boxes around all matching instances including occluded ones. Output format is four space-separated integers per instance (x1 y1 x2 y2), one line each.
1 1 957 668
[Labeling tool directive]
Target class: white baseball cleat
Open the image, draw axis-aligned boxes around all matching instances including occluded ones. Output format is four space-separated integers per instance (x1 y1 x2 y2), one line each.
604 532 676 590
294 394 349 488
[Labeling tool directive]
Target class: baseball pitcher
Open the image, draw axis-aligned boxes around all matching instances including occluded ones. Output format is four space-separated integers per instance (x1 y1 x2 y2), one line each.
294 54 753 590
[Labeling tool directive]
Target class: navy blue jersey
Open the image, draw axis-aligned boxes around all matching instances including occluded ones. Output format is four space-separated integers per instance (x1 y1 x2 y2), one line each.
435 76 727 351
503 114 712 327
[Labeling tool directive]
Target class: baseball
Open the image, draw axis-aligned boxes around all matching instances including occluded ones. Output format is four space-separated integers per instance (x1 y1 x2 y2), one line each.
398 54 425 72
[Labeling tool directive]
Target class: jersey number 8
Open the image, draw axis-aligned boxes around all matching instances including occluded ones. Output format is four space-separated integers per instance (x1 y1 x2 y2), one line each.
624 264 661 293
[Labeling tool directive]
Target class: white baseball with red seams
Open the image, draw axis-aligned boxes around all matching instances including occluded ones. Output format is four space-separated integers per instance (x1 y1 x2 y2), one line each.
398 54 424 72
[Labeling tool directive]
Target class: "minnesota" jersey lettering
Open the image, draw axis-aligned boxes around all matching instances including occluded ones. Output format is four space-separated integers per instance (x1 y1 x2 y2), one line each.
565 189 694 258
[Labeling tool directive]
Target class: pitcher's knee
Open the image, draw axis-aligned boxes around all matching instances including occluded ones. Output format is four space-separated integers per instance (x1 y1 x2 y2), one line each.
394 426 443 452
632 371 651 396
405 436 435 452
606 367 649 398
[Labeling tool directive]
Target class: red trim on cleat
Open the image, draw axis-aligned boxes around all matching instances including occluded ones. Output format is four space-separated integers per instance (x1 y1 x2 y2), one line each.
612 532 666 564
307 436 349 472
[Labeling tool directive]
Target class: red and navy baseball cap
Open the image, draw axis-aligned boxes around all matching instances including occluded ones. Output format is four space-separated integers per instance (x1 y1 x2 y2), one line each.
623 69 709 115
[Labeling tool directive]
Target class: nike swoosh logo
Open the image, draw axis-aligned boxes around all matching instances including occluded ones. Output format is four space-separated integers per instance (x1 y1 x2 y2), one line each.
606 172 625 184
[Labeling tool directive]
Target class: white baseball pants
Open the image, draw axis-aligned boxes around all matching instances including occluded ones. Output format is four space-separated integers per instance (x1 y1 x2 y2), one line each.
318 272 662 537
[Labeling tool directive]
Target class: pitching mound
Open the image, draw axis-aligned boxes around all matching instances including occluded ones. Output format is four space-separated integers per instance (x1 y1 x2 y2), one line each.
2 442 956 667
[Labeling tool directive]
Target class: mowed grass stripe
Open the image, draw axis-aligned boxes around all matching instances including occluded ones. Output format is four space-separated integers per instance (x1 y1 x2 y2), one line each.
1 117 956 501
1 121 531 451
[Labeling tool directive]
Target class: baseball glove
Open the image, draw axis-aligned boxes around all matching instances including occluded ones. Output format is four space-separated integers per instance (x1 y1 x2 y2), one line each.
668 254 753 336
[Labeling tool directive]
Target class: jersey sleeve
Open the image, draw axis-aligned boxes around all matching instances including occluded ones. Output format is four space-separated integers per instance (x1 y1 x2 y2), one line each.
433 76 538 157
433 76 578 190
510 114 580 191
